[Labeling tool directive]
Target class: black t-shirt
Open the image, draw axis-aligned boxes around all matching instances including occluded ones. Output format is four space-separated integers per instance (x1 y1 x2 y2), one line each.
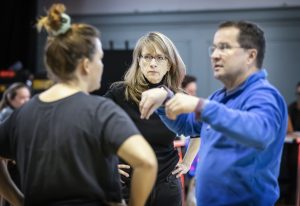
0 92 140 206
105 83 179 182
288 101 300 131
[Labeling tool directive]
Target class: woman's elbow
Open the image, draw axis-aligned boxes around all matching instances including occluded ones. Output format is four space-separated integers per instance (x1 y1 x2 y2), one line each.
137 152 158 172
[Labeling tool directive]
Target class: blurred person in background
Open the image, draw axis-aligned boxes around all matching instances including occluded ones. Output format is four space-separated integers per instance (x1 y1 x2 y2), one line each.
0 82 31 123
288 82 300 131
181 75 197 96
181 74 200 206
0 82 31 206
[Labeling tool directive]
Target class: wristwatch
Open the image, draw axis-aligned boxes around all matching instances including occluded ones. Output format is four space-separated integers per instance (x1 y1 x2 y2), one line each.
158 85 174 105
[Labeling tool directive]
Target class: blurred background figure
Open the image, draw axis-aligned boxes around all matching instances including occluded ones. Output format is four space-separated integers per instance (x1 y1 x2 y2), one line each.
288 82 300 132
0 82 31 123
0 82 31 206
181 74 199 206
278 82 300 205
182 75 197 96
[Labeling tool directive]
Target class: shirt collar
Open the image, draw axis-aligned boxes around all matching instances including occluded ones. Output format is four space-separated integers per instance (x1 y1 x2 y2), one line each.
225 69 267 97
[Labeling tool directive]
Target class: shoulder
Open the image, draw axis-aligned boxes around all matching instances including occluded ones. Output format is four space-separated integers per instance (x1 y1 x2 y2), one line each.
242 80 288 114
89 93 121 110
256 79 285 103
104 82 126 100
0 106 13 115
109 82 125 93
93 94 138 131
208 88 225 100
0 107 14 123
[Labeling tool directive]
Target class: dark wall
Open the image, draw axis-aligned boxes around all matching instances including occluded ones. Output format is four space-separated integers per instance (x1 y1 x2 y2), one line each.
92 50 133 96
0 0 37 73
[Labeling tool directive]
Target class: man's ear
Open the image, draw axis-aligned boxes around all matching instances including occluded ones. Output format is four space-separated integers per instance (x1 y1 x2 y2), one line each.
247 49 257 66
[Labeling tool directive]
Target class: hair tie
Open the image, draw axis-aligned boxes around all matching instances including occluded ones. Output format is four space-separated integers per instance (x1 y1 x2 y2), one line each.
52 13 71 36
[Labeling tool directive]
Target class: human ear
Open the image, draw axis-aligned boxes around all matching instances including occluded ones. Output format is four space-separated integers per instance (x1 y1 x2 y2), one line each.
247 49 257 65
81 58 90 74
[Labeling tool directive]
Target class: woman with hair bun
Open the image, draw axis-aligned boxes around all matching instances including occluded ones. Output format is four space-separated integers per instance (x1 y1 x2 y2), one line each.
0 4 157 206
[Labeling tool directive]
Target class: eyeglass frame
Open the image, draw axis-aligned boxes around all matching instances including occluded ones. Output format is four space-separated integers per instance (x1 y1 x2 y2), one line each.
208 43 247 56
139 55 168 64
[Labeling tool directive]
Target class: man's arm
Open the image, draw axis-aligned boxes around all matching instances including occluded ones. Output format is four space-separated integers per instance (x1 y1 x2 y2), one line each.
140 89 202 136
200 90 287 149
141 87 287 150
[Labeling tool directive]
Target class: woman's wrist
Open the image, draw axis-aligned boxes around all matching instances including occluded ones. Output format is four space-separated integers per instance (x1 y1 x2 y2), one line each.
158 85 174 105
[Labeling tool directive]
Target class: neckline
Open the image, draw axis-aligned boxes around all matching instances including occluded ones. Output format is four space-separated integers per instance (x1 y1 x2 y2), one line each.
37 92 85 104
145 76 165 89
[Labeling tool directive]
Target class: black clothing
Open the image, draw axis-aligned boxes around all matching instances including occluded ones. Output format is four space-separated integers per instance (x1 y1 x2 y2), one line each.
288 102 300 131
0 92 140 206
146 174 182 206
0 107 21 206
105 83 181 206
3 161 21 206
105 83 179 182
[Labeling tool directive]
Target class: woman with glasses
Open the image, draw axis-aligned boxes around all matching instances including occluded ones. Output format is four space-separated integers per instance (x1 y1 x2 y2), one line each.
105 32 200 206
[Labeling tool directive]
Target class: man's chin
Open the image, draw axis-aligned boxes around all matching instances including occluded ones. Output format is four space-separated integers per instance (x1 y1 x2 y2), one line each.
213 73 222 80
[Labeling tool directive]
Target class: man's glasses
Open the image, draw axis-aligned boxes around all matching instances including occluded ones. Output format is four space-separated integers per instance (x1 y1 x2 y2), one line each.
208 43 243 56
140 55 168 63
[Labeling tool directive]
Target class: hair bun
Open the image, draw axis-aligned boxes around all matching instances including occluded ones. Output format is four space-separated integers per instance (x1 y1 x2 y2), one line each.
52 13 71 36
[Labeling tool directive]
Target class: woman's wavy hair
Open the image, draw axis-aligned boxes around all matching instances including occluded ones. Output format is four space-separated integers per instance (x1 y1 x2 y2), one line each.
123 32 186 104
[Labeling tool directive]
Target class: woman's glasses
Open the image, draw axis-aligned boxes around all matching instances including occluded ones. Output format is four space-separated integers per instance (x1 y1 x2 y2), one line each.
140 55 168 63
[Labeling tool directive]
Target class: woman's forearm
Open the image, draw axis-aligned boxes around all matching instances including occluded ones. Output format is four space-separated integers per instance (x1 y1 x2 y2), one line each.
182 138 201 167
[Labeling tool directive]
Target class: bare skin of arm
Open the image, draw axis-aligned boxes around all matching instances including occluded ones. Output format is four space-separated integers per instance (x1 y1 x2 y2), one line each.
0 158 23 206
172 138 201 178
139 88 199 120
139 89 201 177
117 135 157 206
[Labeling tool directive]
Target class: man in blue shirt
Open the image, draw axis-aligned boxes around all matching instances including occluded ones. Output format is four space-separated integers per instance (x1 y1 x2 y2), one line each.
139 21 288 206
